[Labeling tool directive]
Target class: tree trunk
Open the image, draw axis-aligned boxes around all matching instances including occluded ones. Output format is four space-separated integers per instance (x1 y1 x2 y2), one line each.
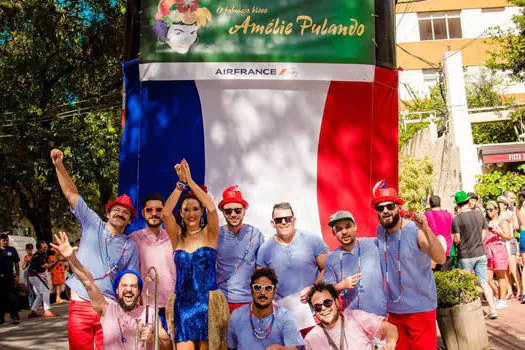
16 184 53 243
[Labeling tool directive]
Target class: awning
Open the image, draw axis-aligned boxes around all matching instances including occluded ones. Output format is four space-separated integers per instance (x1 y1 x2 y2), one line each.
478 143 525 164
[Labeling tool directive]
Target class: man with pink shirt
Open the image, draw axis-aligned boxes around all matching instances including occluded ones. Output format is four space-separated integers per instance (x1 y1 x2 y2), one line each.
305 282 398 350
130 192 176 333
424 195 453 269
52 231 172 349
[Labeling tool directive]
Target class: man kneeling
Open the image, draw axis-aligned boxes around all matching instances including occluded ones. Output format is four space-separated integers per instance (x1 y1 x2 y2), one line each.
52 232 172 349
305 282 398 350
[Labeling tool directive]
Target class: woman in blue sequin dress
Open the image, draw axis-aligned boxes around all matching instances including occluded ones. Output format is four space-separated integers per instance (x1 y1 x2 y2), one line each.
163 159 229 350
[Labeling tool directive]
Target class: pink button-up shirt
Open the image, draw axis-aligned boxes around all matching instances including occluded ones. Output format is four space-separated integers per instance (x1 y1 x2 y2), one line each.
102 299 153 349
305 309 384 350
130 228 176 308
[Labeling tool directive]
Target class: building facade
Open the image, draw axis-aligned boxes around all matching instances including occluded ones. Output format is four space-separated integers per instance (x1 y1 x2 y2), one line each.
396 0 525 102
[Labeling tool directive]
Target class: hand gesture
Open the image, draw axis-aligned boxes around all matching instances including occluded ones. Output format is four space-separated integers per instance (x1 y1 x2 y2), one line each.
342 273 363 290
50 232 78 259
411 213 428 229
174 163 187 183
50 149 64 166
181 158 193 183
139 323 154 344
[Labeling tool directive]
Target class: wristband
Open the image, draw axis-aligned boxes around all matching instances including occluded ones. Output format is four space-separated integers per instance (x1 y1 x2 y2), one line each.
176 181 187 191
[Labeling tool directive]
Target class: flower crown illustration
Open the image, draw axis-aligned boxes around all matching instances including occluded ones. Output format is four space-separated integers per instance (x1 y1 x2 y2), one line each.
152 0 212 38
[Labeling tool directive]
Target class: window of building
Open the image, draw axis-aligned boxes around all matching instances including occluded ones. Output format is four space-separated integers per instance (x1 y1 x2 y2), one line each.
418 11 462 41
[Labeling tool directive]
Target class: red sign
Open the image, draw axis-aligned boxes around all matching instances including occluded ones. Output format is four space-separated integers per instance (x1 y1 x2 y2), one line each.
482 152 525 164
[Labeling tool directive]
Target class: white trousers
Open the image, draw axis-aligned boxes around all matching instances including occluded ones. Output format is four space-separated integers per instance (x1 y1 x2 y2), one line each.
29 274 50 312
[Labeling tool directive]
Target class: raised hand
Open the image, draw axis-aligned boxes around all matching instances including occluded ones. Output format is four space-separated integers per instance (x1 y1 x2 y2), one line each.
174 163 187 183
50 149 64 166
342 273 363 290
411 213 428 229
181 158 193 183
50 231 78 258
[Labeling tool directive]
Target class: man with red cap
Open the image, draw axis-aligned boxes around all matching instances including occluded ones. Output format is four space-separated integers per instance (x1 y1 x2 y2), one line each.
216 185 265 313
51 148 139 349
372 181 445 350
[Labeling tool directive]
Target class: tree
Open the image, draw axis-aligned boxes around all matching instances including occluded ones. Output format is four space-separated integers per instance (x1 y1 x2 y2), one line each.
474 165 525 202
0 1 126 242
398 154 433 212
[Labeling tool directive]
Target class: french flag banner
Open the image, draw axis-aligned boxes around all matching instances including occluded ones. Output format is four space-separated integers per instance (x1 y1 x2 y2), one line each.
119 0 398 249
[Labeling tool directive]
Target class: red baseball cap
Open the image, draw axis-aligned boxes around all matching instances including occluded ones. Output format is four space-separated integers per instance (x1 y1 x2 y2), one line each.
218 185 249 211
105 194 137 218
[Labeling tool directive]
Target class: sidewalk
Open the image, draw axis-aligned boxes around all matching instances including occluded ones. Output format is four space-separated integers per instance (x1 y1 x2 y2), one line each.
484 298 525 349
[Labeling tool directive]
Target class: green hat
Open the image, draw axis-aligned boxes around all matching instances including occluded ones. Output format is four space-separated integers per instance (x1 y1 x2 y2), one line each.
328 210 355 227
454 191 470 204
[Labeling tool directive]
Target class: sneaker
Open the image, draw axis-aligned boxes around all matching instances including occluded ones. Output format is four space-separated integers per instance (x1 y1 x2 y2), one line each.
495 300 508 309
28 311 42 318
486 310 498 319
43 311 59 317
521 294 525 304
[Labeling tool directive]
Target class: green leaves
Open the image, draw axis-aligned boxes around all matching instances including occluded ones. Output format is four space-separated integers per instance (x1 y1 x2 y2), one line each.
435 269 479 308
399 154 433 212
474 169 525 202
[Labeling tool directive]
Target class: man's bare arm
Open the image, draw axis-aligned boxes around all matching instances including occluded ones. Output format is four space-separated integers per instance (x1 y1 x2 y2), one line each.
50 149 80 208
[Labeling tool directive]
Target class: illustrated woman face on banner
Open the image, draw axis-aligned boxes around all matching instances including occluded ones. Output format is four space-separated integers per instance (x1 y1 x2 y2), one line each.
152 0 211 54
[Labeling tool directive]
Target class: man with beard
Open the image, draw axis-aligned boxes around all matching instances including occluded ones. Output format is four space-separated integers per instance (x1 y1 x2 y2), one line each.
130 192 176 332
323 211 386 317
374 185 445 350
256 202 329 335
227 268 304 349
305 282 398 350
51 148 139 349
51 232 172 350
216 185 265 313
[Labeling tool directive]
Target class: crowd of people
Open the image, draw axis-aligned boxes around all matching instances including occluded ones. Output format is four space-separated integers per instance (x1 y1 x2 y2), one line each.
2 148 524 350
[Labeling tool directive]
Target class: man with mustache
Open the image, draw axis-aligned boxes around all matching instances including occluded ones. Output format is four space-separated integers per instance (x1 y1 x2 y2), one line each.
51 148 139 349
323 211 386 317
256 202 329 335
130 192 176 333
227 268 304 349
305 282 398 350
216 185 265 313
51 232 172 349
374 186 445 350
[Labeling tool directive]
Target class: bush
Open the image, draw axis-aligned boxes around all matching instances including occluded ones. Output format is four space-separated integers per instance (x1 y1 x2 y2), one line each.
474 167 525 202
434 269 479 309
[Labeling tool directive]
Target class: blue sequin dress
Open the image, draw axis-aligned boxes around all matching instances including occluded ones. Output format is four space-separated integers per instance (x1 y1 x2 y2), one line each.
173 246 227 344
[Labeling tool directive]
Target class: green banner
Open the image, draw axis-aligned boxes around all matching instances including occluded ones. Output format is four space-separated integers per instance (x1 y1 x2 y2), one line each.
141 0 375 65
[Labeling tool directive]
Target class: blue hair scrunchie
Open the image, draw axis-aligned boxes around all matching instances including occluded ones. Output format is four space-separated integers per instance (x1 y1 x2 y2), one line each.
112 269 143 295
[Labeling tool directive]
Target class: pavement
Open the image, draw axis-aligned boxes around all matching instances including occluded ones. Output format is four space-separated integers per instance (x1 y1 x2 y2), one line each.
2 299 525 349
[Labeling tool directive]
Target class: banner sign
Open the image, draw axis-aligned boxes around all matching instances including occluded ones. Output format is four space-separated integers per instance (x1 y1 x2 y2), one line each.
139 0 376 81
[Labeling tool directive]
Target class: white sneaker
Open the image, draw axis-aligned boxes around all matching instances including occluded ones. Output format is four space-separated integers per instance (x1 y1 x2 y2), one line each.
495 300 508 309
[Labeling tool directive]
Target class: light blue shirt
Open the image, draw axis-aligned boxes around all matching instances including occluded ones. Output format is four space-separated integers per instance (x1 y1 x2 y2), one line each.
227 305 304 349
66 197 139 300
216 224 265 303
256 230 329 300
377 221 437 314
324 238 387 316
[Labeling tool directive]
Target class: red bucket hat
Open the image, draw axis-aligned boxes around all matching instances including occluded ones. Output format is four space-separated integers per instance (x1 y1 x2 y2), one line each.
218 185 249 211
371 180 405 207
105 194 137 218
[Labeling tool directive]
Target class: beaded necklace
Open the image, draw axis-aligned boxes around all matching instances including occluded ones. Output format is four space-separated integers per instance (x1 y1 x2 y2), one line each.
249 303 275 339
339 240 361 310
93 235 128 281
217 226 254 285
383 229 402 302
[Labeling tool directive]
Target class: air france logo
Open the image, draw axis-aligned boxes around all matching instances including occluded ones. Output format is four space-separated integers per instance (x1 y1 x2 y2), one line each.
215 67 298 78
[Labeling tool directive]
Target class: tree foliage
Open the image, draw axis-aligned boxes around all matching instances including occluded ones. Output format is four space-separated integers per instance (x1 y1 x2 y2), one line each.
399 154 433 212
0 0 126 241
474 165 525 202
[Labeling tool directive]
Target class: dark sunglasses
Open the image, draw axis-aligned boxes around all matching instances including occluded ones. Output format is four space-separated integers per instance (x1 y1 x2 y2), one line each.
224 208 243 215
252 284 275 293
145 207 163 213
375 203 397 212
313 298 334 312
273 216 293 224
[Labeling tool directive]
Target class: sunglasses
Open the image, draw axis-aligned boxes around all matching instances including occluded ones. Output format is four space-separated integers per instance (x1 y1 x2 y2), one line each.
273 216 293 224
313 298 334 312
224 208 243 215
145 207 163 214
252 284 275 293
375 203 397 212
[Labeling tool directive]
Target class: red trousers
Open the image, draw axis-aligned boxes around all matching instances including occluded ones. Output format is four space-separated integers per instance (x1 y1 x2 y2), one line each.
388 310 437 350
68 300 104 350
